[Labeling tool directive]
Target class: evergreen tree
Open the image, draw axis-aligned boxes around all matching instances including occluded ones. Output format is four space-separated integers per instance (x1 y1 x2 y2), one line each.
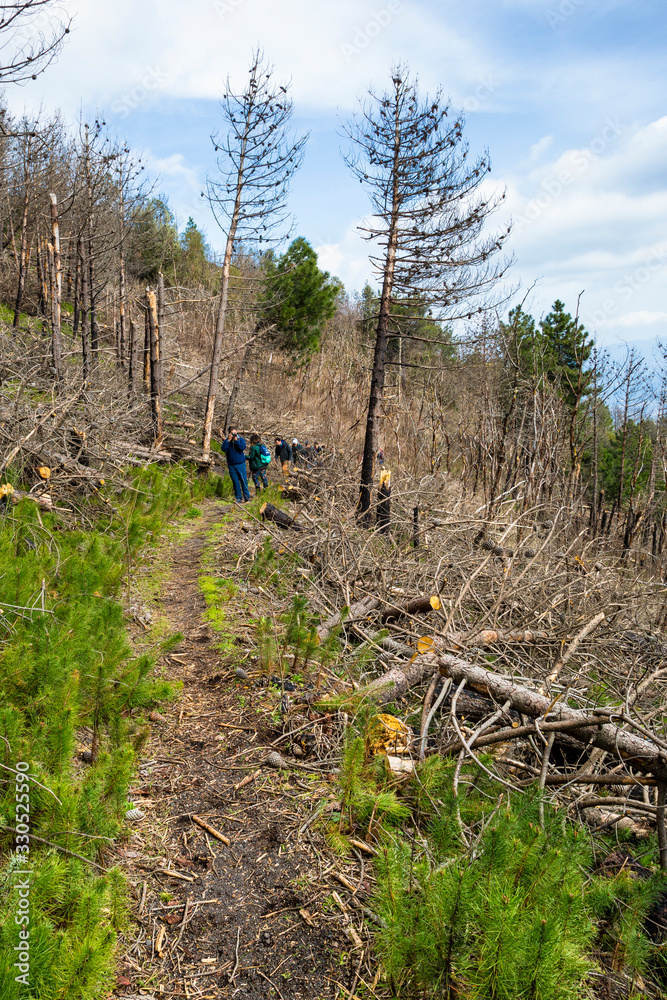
128 196 180 283
263 237 341 358
539 299 594 411
178 217 211 287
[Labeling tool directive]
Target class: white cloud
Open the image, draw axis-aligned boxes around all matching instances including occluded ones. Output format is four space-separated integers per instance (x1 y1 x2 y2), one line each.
528 135 554 163
493 115 667 339
5 0 492 119
316 219 375 291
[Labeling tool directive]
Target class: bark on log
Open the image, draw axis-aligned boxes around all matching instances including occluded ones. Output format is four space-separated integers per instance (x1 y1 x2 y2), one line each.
380 595 441 623
260 502 306 532
437 653 667 780
316 595 381 643
349 653 436 706
467 628 549 645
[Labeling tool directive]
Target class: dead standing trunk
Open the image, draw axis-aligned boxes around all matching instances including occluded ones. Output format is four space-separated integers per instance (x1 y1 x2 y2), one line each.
49 193 63 383
202 136 247 460
359 200 398 515
13 171 30 328
79 236 90 382
118 246 127 366
147 287 163 443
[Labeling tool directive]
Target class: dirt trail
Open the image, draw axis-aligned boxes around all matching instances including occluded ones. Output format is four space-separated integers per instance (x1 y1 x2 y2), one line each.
113 499 362 1000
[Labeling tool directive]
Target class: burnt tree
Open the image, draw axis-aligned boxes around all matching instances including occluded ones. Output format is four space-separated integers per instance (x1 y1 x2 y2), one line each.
342 65 511 514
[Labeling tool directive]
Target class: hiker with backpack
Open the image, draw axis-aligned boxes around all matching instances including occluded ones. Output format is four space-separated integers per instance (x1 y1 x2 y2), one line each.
247 433 271 493
275 437 292 478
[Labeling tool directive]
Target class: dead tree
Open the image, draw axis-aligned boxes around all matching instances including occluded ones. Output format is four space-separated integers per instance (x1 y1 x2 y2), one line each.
0 1 71 89
202 49 307 459
342 64 511 514
146 287 162 443
48 191 62 382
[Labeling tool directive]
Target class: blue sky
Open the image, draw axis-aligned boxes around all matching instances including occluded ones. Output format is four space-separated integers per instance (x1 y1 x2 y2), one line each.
6 0 667 350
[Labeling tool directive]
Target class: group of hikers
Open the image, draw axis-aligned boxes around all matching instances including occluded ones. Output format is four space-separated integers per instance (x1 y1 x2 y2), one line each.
220 427 324 504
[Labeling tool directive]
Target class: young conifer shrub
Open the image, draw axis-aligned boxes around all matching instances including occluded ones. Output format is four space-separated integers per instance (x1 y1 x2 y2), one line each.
335 725 665 998
0 465 216 997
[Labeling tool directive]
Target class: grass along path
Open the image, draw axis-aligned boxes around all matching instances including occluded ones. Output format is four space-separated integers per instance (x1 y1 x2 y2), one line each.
112 496 364 1000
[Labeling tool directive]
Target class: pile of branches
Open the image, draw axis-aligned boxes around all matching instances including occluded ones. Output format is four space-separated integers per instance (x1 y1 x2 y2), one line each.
237 462 667 860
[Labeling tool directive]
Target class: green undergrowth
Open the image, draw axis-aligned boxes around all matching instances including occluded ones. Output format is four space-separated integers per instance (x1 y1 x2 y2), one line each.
0 464 223 999
332 718 667 1000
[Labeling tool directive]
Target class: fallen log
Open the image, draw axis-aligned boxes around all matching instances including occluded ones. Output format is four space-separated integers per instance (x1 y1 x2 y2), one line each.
0 484 67 513
260 502 306 531
466 628 549 645
436 653 667 781
316 595 381 643
341 652 438 706
380 595 441 623
112 440 172 463
278 484 309 501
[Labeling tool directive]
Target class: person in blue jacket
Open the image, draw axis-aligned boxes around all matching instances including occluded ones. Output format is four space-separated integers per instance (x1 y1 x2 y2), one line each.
221 426 250 503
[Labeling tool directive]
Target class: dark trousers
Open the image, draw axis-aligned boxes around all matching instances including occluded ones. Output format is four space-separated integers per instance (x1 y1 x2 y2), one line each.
251 468 268 491
228 463 250 501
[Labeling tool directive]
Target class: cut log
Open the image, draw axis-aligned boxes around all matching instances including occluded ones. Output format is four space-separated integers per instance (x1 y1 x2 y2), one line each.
436 653 667 781
278 484 309 501
260 502 306 531
465 628 549 646
380 595 441 623
376 470 391 533
343 652 438 706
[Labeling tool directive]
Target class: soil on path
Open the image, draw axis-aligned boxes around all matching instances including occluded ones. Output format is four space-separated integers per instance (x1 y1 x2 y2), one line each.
112 499 369 1000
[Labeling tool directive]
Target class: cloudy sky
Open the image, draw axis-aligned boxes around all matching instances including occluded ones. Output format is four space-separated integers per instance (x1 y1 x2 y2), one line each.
6 0 666 349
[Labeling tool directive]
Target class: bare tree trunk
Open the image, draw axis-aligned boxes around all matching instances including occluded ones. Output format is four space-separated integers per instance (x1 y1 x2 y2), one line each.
49 193 63 383
89 253 98 359
72 249 80 339
590 356 599 535
79 237 90 382
118 247 127 366
202 169 245 459
13 179 29 328
36 236 48 327
359 157 399 514
128 318 137 396
143 304 150 392
147 287 163 443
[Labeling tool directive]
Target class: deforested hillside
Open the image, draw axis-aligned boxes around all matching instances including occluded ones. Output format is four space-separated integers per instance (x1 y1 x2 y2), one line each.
2 9 667 1000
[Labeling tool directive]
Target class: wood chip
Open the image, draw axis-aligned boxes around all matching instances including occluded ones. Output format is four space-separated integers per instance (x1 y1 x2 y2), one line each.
155 923 166 957
349 838 378 856
159 868 196 883
233 767 261 792
191 813 231 846
333 871 358 893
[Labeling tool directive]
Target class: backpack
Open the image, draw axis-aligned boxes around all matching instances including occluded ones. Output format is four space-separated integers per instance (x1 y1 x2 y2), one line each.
259 443 271 465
